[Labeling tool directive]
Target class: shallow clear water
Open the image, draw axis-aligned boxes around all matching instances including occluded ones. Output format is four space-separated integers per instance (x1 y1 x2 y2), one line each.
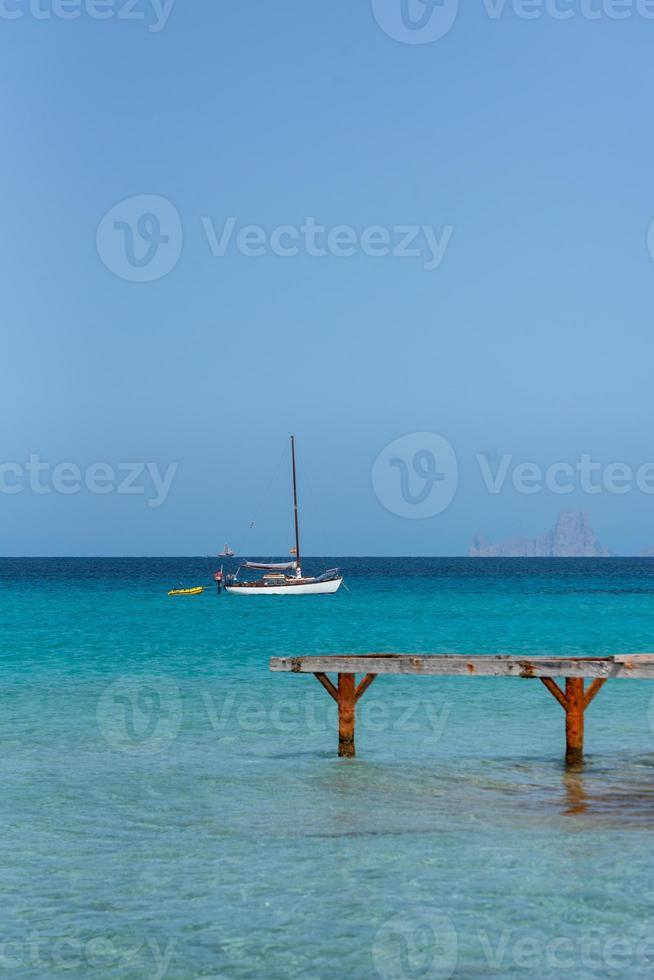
3 558 654 978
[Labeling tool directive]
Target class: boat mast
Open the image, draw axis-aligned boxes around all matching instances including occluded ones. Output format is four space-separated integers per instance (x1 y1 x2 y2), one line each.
290 434 301 572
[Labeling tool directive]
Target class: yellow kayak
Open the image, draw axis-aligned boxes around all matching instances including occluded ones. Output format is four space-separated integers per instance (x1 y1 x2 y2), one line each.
168 586 204 596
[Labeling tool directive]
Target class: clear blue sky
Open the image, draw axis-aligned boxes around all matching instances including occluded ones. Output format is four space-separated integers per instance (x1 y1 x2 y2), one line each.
2 1 654 556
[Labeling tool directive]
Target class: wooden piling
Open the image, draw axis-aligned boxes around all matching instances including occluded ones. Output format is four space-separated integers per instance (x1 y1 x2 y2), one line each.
337 673 356 758
538 675 607 766
565 677 585 767
312 671 375 757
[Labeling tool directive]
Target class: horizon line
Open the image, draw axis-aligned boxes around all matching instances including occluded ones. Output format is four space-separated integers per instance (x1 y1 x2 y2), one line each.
1 555 653 560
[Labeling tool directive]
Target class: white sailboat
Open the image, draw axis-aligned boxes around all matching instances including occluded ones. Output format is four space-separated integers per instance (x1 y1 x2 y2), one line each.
219 544 235 558
224 436 343 596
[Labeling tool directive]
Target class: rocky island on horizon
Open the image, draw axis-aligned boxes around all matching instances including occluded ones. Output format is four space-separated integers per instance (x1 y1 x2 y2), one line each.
470 511 612 558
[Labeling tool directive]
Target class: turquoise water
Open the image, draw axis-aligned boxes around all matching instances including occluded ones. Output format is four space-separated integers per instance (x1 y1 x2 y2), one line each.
3 558 654 978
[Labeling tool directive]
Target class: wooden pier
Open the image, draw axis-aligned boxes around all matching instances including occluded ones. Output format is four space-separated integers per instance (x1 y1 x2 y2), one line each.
269 654 654 765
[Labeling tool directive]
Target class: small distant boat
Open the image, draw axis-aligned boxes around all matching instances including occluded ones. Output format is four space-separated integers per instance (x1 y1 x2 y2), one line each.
219 544 235 558
168 586 205 597
225 436 343 596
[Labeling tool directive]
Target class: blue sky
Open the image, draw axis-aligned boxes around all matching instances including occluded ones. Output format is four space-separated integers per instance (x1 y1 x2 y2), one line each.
2 0 654 556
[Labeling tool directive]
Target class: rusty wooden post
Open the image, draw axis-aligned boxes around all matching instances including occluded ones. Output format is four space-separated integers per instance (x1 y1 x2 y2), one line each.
565 677 585 767
338 673 356 758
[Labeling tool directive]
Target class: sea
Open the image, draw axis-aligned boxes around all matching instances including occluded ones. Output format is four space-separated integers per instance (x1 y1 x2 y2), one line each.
3 557 654 979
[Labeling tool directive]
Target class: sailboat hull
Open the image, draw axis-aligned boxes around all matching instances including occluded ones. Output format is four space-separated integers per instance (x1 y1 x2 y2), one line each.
225 577 343 596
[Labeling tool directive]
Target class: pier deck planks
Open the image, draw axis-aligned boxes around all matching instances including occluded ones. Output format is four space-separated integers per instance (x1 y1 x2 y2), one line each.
270 654 654 680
